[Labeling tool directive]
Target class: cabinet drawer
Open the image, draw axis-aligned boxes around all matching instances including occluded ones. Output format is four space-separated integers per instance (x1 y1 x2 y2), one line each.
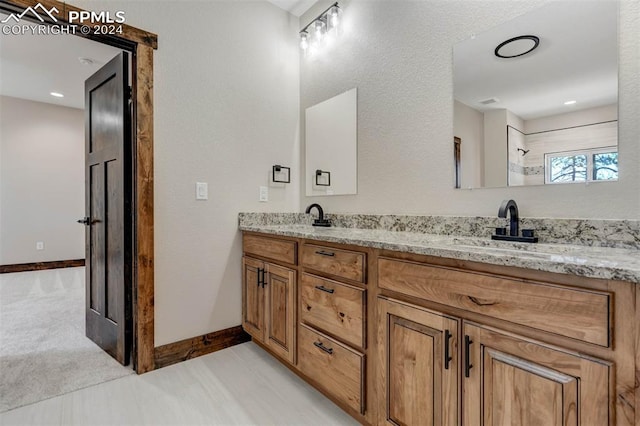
300 274 366 348
378 257 611 347
298 323 364 414
243 234 296 265
301 244 365 283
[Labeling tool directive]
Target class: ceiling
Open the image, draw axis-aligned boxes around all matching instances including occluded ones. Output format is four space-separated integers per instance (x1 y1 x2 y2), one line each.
453 2 618 120
267 0 316 17
0 14 122 110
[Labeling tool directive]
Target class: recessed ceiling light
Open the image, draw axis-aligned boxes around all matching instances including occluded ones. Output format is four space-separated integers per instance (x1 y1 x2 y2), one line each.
495 35 540 59
78 57 95 66
564 100 577 105
50 92 64 98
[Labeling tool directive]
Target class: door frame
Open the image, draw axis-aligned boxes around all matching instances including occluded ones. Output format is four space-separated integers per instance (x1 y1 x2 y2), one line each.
0 0 157 373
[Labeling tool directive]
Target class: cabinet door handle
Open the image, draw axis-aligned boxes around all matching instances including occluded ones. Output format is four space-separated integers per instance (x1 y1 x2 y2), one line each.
464 335 473 378
260 268 267 288
444 329 453 370
256 267 261 287
313 341 334 355
315 250 335 257
314 285 335 294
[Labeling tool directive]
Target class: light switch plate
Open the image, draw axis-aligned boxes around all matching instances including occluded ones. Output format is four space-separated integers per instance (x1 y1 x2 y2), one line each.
196 182 208 200
259 186 268 202
36 241 44 250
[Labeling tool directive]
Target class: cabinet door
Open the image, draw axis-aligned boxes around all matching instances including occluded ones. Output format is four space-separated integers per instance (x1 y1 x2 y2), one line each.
265 263 296 364
463 322 611 426
242 257 265 341
377 297 459 426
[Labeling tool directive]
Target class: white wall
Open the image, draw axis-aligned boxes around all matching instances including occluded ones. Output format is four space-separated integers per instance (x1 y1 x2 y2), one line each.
483 109 508 187
453 101 483 189
525 104 617 134
300 0 639 219
0 96 85 265
74 0 301 346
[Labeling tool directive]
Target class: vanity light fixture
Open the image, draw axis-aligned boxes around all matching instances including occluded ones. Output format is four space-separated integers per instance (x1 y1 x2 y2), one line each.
494 35 539 59
272 165 291 184
299 2 341 54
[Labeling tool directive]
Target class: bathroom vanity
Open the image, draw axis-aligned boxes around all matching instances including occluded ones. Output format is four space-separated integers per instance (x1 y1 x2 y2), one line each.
240 216 639 426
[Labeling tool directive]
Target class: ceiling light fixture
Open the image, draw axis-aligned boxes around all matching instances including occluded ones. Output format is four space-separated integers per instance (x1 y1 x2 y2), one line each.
50 92 64 98
299 2 341 55
78 57 95 66
564 100 577 105
494 35 540 58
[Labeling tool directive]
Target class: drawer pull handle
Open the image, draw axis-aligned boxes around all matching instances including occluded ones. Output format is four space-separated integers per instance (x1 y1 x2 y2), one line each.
315 285 335 294
464 335 473 378
315 250 335 257
313 341 334 355
444 329 453 370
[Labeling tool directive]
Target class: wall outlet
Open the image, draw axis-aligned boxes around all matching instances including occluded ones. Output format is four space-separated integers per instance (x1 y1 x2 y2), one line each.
196 182 208 200
259 186 268 202
36 241 44 251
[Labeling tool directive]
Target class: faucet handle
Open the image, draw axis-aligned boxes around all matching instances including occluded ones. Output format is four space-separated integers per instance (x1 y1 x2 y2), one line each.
494 227 507 236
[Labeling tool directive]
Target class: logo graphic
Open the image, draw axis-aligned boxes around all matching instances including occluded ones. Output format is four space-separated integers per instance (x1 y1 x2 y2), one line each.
1 3 59 24
1 3 125 36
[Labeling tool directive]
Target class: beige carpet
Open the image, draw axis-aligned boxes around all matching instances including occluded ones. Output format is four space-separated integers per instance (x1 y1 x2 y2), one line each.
0 267 133 413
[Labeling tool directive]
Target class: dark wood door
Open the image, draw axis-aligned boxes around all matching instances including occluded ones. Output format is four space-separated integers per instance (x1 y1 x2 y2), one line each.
84 52 132 365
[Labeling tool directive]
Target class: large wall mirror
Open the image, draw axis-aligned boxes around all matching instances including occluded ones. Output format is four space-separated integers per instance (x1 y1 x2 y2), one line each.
453 1 618 189
305 88 357 196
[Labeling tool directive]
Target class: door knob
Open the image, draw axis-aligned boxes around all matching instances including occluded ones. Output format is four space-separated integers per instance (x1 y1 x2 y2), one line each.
77 217 99 225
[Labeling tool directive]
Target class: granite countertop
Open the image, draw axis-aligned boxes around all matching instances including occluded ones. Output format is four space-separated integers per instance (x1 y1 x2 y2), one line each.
239 224 640 284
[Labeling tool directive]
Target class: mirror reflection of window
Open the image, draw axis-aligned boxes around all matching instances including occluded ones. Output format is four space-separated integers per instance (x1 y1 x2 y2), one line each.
545 147 618 184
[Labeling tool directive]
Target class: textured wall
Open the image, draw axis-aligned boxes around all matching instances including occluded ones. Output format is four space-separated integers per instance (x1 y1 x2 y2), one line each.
300 0 639 219
0 96 85 264
75 0 301 346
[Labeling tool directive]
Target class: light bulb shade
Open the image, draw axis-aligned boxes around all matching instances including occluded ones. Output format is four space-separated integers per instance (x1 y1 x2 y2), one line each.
314 19 326 41
328 6 341 30
300 32 309 50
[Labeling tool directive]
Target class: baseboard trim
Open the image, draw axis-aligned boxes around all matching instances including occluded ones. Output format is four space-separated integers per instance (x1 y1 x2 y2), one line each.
0 259 85 274
154 325 251 369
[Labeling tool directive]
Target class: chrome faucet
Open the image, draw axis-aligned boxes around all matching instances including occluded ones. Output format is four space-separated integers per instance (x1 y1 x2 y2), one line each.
498 199 519 237
305 203 331 227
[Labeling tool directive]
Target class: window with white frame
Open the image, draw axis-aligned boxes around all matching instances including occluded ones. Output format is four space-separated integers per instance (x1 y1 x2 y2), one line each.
545 147 618 184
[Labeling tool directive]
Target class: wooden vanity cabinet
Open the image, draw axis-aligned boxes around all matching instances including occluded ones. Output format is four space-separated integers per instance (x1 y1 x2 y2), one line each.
242 235 297 365
298 242 369 417
243 231 636 426
376 255 624 426
376 297 459 426
463 322 610 426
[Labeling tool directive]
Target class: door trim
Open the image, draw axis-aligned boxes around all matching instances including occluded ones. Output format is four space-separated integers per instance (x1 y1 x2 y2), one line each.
0 0 157 373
